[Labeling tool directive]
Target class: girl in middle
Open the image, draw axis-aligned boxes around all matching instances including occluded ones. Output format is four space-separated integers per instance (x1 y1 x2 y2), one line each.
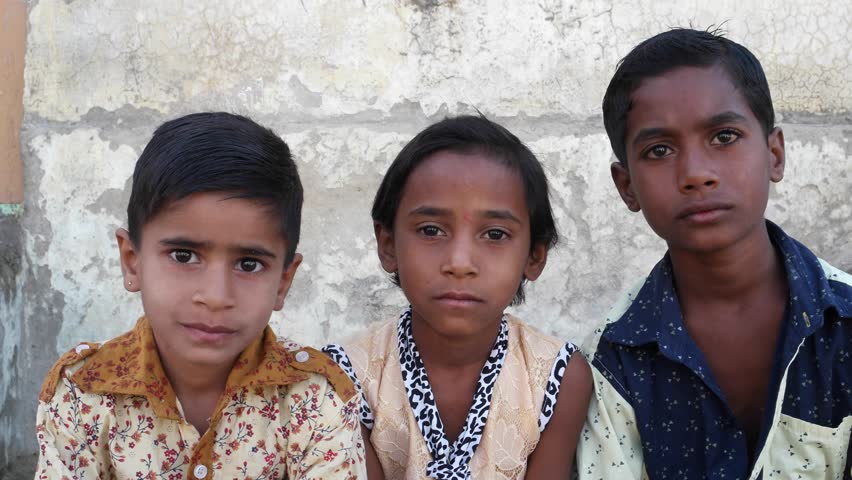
325 115 592 479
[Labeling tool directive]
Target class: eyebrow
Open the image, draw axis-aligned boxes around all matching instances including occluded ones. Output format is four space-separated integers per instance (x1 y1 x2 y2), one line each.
631 127 674 147
408 206 451 217
702 111 749 129
631 111 751 148
159 237 278 259
408 206 522 224
481 210 522 224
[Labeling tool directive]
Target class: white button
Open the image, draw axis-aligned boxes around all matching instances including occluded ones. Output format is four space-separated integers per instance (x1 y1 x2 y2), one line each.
75 344 90 354
295 351 310 362
193 464 208 479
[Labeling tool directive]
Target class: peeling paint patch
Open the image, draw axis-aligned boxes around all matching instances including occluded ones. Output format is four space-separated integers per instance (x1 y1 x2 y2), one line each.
411 0 455 10
768 136 852 262
0 217 23 302
0 217 24 468
26 1 850 122
29 129 140 349
0 204 23 216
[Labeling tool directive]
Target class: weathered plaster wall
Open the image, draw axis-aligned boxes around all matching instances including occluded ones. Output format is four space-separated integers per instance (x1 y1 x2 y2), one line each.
2 0 851 472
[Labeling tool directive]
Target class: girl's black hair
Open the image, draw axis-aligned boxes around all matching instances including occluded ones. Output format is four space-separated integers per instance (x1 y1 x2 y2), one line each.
371 114 558 305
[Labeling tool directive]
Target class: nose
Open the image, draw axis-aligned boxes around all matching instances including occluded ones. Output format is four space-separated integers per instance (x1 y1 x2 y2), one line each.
440 236 478 278
678 146 719 193
192 264 236 311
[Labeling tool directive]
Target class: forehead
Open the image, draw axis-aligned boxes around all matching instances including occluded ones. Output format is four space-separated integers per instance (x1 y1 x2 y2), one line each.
399 150 527 213
143 192 286 244
625 65 757 137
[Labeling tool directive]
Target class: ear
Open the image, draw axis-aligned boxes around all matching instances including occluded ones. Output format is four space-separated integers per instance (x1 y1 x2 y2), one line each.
115 228 141 292
273 253 303 311
611 161 641 212
374 222 398 274
767 127 785 183
522 242 548 282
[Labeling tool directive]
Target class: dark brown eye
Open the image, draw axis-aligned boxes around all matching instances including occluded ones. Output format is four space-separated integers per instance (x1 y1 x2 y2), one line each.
485 229 508 240
237 258 262 273
419 225 443 237
712 129 740 145
170 250 195 263
651 145 670 157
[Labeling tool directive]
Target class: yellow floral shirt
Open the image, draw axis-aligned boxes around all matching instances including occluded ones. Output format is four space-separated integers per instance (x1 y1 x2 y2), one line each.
36 317 366 480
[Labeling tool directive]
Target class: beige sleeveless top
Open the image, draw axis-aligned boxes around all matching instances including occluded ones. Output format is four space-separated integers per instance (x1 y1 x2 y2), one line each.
326 311 575 480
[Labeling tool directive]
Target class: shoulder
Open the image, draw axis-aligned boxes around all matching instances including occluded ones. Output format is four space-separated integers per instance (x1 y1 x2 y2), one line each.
581 276 647 359
278 340 359 403
819 258 852 299
576 275 660 411
505 315 573 364
38 341 103 403
560 351 592 390
814 259 852 336
502 314 585 383
37 342 120 443
326 318 398 373
341 318 398 352
776 226 852 317
548 352 593 424
506 315 562 347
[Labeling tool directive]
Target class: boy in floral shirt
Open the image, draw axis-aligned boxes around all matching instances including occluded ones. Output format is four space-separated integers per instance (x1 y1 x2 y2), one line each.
35 112 367 479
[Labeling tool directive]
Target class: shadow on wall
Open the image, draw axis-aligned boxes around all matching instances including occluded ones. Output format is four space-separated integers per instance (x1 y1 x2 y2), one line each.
0 454 37 480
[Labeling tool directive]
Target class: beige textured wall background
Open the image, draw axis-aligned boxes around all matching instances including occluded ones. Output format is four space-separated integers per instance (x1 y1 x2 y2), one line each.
1 0 851 473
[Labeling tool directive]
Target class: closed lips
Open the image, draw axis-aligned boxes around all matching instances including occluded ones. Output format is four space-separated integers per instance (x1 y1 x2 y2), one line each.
677 202 733 218
435 292 483 302
183 323 236 334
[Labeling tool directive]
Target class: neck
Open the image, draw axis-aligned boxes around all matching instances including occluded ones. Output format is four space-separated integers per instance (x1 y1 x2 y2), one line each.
410 314 502 370
158 350 233 403
669 222 786 306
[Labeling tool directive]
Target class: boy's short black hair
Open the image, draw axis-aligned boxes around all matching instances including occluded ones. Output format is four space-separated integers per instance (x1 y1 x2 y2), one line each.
603 27 775 164
372 114 558 305
127 112 303 265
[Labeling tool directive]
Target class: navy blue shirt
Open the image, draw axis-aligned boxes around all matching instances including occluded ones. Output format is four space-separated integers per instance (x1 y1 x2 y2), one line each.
578 222 852 479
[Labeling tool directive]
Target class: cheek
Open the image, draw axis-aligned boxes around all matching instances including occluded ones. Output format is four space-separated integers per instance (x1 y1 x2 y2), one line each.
398 262 430 290
396 239 431 272
139 280 185 313
138 260 196 310
633 169 667 197
397 257 437 295
239 280 280 308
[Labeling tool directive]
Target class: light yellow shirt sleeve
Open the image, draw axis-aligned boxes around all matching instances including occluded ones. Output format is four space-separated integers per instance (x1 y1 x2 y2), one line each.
575 367 648 480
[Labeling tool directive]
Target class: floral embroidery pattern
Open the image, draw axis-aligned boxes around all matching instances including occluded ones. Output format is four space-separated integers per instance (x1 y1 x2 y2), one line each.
36 318 366 479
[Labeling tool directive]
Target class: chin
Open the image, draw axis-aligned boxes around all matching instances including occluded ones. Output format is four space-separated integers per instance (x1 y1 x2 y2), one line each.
664 226 743 253
439 316 499 337
180 346 240 366
672 237 737 255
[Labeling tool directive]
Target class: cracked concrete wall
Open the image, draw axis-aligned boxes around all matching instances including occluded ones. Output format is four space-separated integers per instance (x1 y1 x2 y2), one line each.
3 0 851 472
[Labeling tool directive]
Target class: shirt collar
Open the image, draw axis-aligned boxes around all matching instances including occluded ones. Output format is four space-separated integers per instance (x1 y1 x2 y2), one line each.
602 221 851 350
70 316 312 419
769 221 852 328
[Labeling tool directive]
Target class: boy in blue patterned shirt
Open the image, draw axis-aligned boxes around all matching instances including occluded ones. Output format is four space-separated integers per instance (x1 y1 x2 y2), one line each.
577 28 852 479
